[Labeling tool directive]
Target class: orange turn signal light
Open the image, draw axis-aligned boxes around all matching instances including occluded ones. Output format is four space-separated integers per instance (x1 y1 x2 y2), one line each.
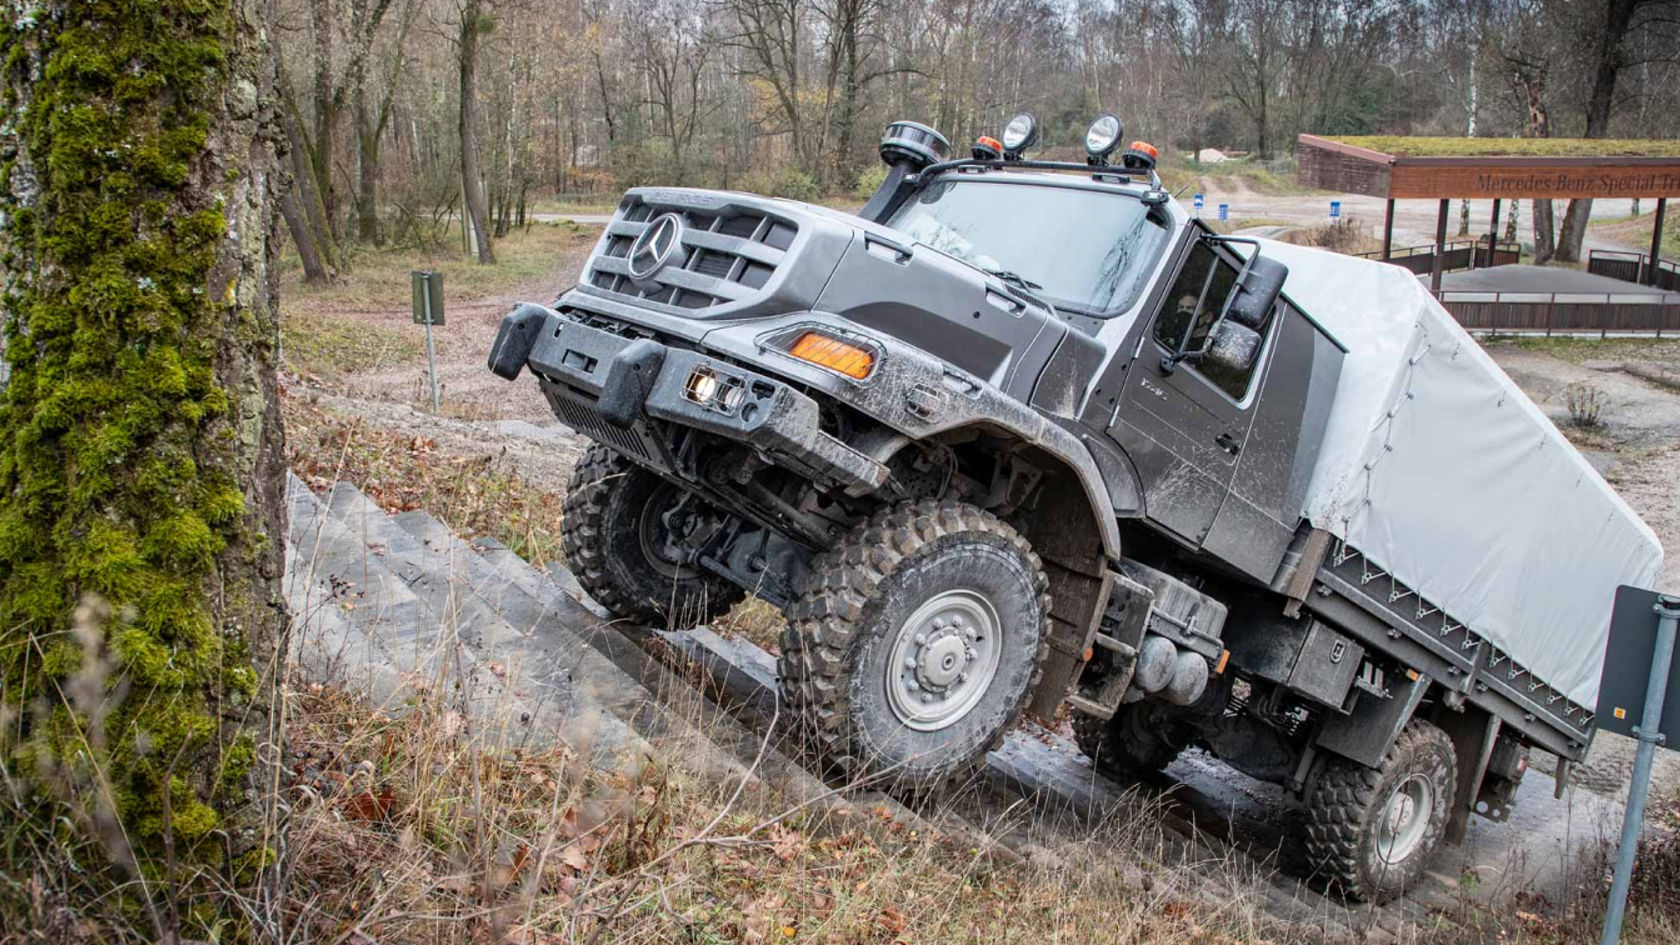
1129 141 1158 160
788 332 874 379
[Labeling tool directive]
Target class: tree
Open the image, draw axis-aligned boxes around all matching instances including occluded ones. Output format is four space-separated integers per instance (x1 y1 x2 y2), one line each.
1555 0 1668 262
459 0 497 263
0 0 287 936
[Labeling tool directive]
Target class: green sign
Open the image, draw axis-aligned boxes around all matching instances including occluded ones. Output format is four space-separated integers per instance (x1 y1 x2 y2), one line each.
411 270 444 325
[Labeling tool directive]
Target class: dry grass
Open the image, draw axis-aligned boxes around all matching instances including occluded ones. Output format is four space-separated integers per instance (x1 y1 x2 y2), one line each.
1275 218 1384 255
284 390 570 567
1323 136 1680 158
279 221 596 328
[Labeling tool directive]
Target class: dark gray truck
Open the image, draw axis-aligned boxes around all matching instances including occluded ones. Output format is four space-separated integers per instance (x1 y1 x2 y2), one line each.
488 116 1659 902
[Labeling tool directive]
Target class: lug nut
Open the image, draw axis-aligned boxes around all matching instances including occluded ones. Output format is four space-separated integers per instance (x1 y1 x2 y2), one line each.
914 633 927 646
904 657 917 668
906 679 919 691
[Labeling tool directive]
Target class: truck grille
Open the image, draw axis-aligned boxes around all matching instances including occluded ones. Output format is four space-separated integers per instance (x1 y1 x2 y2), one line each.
588 201 796 310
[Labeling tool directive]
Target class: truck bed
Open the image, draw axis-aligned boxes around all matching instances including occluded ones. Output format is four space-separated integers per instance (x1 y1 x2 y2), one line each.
1252 240 1662 736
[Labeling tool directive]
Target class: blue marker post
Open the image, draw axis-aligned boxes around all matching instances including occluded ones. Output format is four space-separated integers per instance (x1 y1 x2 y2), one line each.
1330 200 1341 221
1193 193 1204 217
1218 203 1229 223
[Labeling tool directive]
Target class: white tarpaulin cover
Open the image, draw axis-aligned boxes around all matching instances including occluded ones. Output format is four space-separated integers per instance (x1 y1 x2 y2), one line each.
1251 239 1663 708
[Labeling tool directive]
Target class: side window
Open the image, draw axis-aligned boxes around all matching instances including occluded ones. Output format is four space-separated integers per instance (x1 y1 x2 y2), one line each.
1153 241 1218 353
1152 240 1270 401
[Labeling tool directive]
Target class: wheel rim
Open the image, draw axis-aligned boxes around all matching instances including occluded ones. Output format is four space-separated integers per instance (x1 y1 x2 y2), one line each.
636 487 697 580
1375 773 1435 864
885 589 1003 732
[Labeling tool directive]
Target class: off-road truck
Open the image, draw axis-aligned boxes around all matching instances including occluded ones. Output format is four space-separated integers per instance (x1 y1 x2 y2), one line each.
488 115 1663 903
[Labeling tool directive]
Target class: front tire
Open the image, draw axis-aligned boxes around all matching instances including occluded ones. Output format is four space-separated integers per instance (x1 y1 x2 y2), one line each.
780 500 1049 793
1305 721 1457 903
562 444 744 630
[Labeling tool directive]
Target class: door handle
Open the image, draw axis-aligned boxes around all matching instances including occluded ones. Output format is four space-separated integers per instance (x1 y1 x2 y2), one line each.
1215 432 1241 456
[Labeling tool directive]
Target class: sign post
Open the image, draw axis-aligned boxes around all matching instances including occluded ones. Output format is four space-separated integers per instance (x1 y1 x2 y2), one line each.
1596 587 1680 944
1330 200 1342 220
1218 203 1229 223
1193 193 1204 216
411 270 444 413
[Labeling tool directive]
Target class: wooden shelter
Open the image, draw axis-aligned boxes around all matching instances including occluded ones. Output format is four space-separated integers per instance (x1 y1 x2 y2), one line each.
1296 134 1680 291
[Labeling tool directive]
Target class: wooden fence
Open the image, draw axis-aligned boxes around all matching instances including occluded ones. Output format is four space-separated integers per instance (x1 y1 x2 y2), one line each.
1436 291 1680 336
1587 249 1680 292
1357 240 1521 276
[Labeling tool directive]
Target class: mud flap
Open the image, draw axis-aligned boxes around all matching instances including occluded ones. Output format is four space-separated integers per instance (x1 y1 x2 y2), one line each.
1430 707 1501 845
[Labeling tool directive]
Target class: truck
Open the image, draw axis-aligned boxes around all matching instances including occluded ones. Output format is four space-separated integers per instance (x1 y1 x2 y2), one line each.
487 113 1664 903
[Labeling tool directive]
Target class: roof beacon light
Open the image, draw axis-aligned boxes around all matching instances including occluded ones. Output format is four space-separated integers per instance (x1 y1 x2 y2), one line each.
999 113 1039 160
1122 140 1159 172
878 120 950 171
1085 114 1124 165
972 135 1003 161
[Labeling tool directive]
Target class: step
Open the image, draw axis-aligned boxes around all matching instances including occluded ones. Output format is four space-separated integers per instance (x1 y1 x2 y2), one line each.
463 537 959 829
303 479 645 763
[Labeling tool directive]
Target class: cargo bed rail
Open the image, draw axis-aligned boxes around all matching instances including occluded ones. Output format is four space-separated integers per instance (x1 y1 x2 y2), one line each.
1302 539 1593 761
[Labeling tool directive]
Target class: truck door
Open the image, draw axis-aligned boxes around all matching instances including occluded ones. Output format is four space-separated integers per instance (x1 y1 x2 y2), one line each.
1111 238 1266 546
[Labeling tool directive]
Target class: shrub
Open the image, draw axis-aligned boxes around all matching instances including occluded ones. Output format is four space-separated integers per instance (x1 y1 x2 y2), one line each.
1564 382 1606 428
854 163 889 200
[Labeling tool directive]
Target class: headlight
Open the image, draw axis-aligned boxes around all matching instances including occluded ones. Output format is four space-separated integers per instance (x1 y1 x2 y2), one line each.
1085 114 1123 164
999 113 1039 158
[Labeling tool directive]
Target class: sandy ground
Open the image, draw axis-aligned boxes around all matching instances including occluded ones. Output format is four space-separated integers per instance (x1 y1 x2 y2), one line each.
288 200 1680 912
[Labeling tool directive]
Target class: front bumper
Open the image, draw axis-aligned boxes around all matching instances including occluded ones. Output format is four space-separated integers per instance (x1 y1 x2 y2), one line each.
489 303 889 494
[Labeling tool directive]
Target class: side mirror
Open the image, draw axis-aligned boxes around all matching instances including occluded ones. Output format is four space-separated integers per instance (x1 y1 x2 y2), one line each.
1203 320 1262 373
1223 253 1287 330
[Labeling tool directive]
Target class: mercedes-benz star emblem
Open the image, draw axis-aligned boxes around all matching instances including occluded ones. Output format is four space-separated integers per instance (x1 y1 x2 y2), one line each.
627 212 684 280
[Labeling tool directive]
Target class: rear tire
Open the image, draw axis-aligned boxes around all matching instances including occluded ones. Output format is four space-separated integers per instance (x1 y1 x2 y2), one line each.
780 500 1049 793
1305 720 1457 903
562 444 744 630
1073 702 1189 777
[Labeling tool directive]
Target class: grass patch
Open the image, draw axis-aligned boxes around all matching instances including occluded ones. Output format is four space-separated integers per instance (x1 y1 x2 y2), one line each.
282 312 430 378
1589 212 1680 258
1501 336 1680 365
285 394 568 566
1324 136 1680 158
280 220 598 315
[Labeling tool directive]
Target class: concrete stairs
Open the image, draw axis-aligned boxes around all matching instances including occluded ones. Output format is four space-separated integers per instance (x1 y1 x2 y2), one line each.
282 473 1446 942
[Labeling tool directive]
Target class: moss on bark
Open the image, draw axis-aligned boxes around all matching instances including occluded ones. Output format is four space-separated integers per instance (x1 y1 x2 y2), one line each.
0 0 286 930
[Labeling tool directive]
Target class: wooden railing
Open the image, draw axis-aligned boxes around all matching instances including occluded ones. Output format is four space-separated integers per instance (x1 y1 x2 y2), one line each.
1436 289 1680 337
1587 249 1680 292
1357 240 1521 275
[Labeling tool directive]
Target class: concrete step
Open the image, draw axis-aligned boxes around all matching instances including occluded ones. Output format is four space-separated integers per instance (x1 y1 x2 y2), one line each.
305 479 645 763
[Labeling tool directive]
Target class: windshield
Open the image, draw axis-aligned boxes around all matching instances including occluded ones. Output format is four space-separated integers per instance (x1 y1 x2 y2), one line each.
885 178 1169 315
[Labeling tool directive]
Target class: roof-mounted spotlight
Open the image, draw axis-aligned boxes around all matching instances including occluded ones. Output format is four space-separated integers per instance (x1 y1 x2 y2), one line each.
999 113 1039 160
878 120 950 172
1084 114 1124 166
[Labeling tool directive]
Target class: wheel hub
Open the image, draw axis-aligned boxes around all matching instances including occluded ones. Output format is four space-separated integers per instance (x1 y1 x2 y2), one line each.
1376 773 1435 864
885 590 1002 732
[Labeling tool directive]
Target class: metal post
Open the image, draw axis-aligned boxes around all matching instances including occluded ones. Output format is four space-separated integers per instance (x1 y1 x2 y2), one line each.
1601 595 1680 945
1647 198 1667 288
1382 199 1395 262
1546 293 1556 337
1430 199 1449 294
422 277 441 413
1486 198 1502 269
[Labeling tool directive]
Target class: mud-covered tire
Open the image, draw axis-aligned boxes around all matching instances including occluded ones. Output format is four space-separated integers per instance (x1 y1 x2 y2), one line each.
1072 703 1187 777
1305 721 1457 903
779 500 1050 793
561 444 744 630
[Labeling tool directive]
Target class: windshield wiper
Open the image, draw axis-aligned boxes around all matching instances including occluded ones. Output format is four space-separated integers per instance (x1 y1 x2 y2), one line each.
983 268 1043 291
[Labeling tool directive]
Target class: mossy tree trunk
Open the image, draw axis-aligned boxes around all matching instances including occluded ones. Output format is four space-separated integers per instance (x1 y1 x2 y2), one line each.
0 0 287 933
